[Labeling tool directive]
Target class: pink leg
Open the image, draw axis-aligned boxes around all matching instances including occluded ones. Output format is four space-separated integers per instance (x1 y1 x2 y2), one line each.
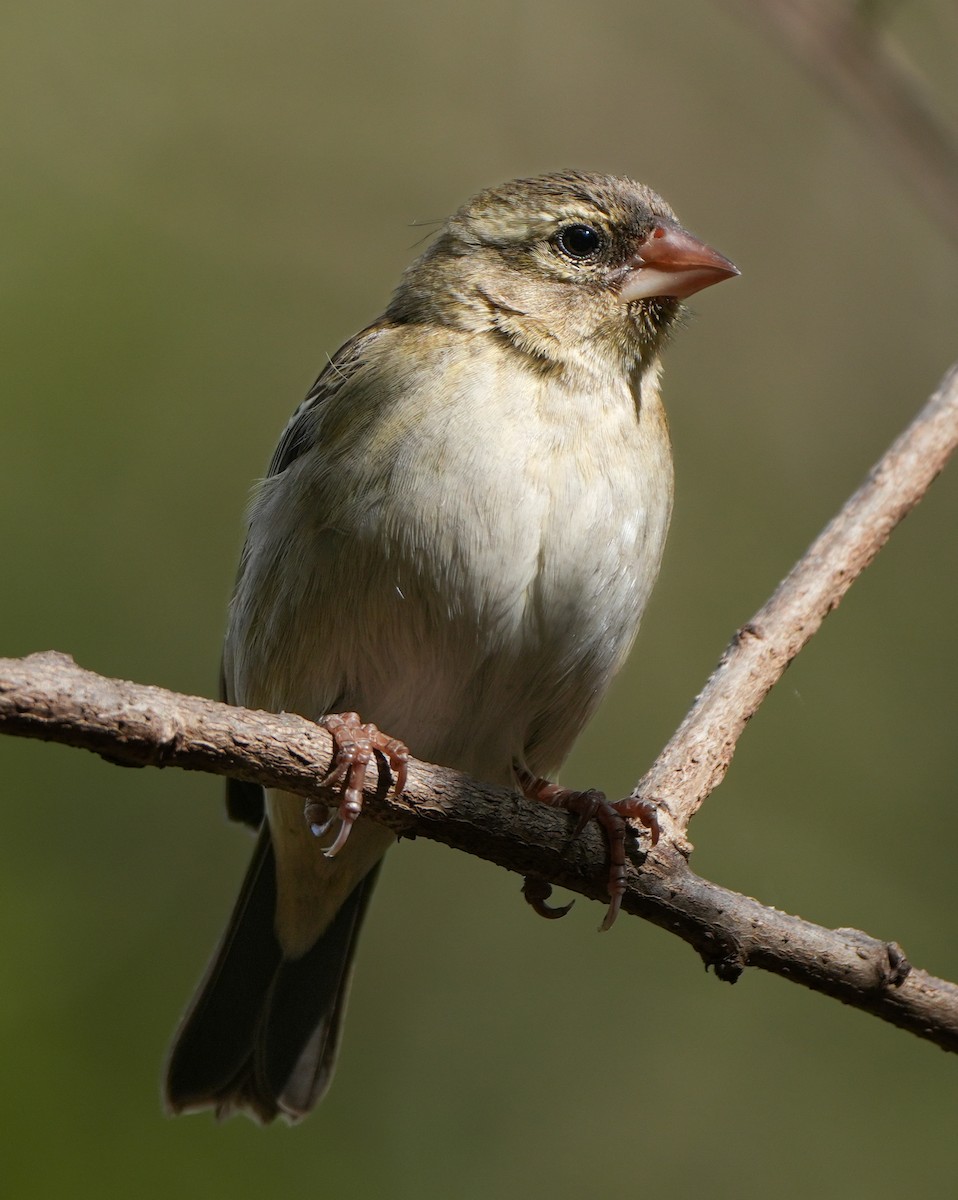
516 765 659 931
613 795 660 844
303 712 410 857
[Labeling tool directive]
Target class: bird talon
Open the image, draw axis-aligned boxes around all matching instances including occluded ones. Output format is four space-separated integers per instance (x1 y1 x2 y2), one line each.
599 866 627 932
570 788 603 837
516 766 631 930
304 798 335 838
323 815 356 858
522 876 574 920
614 795 660 846
306 712 411 852
318 760 349 790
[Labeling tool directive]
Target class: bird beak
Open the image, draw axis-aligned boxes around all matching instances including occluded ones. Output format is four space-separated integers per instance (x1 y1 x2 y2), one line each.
619 221 739 302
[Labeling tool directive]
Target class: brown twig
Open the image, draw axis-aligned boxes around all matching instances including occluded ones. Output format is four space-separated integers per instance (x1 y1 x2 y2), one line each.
634 361 958 832
721 0 958 249
3 645 958 1053
2 363 958 1056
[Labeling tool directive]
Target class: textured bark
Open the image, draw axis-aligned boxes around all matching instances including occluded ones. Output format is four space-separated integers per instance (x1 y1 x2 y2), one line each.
2 362 958 1059
3 648 958 1055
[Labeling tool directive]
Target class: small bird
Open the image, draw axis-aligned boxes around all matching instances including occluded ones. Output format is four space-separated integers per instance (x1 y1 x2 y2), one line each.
164 171 738 1123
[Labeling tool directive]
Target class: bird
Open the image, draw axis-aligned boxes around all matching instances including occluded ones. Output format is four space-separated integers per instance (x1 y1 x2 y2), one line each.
164 170 738 1124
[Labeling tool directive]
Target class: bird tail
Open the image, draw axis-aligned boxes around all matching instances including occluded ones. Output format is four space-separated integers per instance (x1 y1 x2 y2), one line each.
164 823 380 1123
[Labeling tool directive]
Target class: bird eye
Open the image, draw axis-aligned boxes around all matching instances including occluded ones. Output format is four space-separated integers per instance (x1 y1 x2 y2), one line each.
554 223 603 260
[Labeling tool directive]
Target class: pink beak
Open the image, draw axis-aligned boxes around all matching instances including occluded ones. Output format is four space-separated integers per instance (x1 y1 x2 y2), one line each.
619 221 739 302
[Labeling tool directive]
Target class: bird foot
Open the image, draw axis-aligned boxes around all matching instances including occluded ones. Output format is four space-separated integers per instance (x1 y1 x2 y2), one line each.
613 794 660 845
521 876 575 920
516 766 658 931
303 712 409 857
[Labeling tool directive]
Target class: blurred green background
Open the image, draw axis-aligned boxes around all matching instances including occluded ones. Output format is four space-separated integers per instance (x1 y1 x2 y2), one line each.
2 1 957 1196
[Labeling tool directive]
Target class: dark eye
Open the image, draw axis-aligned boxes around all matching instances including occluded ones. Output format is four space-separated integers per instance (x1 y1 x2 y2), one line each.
554 223 603 260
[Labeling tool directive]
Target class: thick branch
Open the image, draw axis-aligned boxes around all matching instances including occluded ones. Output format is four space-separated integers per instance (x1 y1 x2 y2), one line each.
2 649 958 1054
636 361 958 831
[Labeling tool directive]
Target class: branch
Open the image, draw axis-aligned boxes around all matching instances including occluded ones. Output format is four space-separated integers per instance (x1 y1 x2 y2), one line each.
3 364 958 1056
3 647 958 1054
720 0 958 248
637 361 958 832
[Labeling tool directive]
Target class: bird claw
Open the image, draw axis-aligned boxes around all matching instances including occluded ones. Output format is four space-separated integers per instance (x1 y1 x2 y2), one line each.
569 789 603 838
303 798 335 838
303 712 410 856
516 767 659 930
522 876 575 920
612 795 660 846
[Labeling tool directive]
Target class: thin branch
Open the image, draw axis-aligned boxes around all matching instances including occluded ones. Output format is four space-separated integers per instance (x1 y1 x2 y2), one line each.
3 364 958 1058
3 648 958 1052
721 0 958 248
635 361 958 832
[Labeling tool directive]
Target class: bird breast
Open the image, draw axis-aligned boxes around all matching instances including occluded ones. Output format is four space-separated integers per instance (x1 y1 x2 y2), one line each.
229 327 673 785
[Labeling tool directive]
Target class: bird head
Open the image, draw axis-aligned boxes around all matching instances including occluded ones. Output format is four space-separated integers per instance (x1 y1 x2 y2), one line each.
388 171 738 374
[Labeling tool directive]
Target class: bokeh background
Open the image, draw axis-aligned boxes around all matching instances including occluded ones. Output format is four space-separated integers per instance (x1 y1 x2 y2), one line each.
3 2 957 1196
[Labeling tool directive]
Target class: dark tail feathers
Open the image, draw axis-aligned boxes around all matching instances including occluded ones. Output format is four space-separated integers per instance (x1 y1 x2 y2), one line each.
165 826 379 1123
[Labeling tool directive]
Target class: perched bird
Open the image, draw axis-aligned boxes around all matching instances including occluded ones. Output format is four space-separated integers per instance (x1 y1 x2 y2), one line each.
165 171 738 1123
